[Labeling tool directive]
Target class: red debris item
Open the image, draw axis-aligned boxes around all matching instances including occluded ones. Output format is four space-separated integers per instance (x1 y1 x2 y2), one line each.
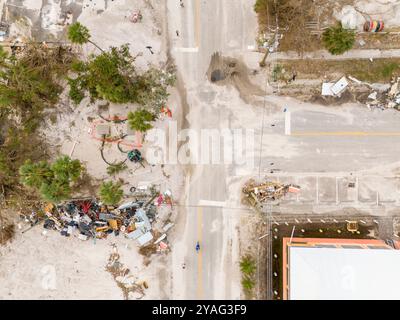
129 10 142 23
161 106 172 118
288 186 301 193
157 194 164 207
81 201 92 214
159 241 168 250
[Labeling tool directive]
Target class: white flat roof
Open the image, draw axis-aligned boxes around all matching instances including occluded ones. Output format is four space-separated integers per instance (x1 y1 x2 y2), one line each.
289 246 400 300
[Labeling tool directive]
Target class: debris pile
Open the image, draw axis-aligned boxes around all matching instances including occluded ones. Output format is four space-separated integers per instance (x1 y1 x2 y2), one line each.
384 77 400 109
35 186 174 249
321 76 349 97
106 245 146 300
258 32 282 53
242 179 300 207
361 77 400 110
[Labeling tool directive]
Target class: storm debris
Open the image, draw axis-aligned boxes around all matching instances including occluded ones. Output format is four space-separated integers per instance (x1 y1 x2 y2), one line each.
106 245 146 300
28 184 175 249
242 179 300 207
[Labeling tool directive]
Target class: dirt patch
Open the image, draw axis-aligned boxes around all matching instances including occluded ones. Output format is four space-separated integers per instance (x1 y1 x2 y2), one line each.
255 0 348 53
207 52 264 104
354 33 400 50
238 211 269 300
277 58 400 83
0 219 15 245
269 57 400 103
309 89 356 105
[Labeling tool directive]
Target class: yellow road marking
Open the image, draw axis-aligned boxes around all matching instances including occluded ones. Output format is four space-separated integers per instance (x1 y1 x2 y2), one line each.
291 131 400 137
197 207 203 299
195 0 201 47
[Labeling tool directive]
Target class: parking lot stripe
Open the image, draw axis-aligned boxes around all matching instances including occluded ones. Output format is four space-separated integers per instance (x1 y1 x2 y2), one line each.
291 131 400 136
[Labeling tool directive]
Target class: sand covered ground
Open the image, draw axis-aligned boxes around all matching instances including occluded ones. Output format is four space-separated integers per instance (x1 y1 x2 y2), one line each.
0 0 184 300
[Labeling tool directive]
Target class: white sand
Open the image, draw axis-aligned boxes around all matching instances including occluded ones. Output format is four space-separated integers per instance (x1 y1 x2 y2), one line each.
0 0 183 300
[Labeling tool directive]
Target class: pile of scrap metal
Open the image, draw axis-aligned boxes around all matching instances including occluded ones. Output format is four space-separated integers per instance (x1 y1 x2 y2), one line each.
242 179 300 207
41 193 173 249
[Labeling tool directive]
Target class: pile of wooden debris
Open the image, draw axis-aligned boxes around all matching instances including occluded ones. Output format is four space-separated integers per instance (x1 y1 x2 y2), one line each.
242 179 300 207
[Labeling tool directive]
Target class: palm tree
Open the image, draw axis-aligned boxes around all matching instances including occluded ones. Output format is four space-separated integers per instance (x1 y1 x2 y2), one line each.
107 163 127 176
40 179 72 203
67 22 104 52
51 156 83 184
128 109 156 133
240 255 256 276
322 23 355 55
99 181 123 205
241 276 255 291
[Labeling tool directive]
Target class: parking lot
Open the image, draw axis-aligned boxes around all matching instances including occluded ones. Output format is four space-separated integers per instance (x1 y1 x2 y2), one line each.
264 174 400 207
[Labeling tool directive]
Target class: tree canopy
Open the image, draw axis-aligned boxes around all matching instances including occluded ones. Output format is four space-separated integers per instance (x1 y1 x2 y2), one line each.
322 23 355 55
240 255 256 275
0 44 75 202
67 22 91 45
99 181 123 205
127 109 155 133
19 156 83 203
19 160 53 189
0 45 74 132
51 156 83 183
67 43 175 110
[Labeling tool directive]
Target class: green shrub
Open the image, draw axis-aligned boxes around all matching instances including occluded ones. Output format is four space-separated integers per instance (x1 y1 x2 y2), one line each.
107 163 128 176
322 23 355 55
19 160 53 189
67 22 91 45
240 255 256 276
51 156 83 183
241 276 255 291
99 181 123 205
40 179 72 203
67 39 175 113
128 109 155 133
19 156 83 203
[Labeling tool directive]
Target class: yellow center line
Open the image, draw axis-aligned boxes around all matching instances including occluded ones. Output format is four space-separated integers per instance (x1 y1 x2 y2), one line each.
195 0 201 48
197 207 203 299
291 131 400 137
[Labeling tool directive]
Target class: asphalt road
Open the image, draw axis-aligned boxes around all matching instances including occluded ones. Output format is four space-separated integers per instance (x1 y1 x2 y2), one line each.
260 98 400 173
168 0 256 300
168 0 400 300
